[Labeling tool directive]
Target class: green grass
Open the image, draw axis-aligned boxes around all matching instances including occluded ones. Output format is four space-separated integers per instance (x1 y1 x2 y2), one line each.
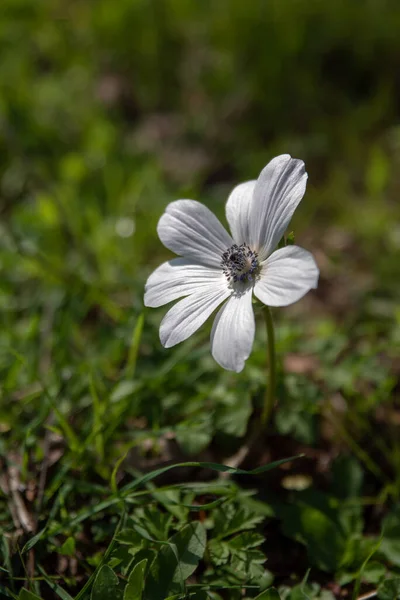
1 1 400 599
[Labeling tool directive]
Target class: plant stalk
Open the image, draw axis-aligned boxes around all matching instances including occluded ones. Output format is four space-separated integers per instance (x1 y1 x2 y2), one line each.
261 306 276 427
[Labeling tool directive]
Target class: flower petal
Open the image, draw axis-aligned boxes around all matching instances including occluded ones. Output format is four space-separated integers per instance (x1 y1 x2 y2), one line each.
157 199 233 267
210 286 255 372
254 245 319 307
249 155 308 260
225 180 256 245
159 285 230 348
144 258 225 308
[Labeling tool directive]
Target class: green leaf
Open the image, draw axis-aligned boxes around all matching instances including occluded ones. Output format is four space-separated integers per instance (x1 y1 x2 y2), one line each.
59 537 75 556
111 448 130 494
332 455 364 500
19 591 43 600
124 559 147 600
208 498 268 581
21 528 47 554
37 565 74 600
351 536 383 598
254 588 281 600
187 591 208 600
144 522 206 600
230 548 267 584
378 576 400 600
380 507 400 567
90 565 119 600
288 587 312 600
115 528 143 548
134 505 173 541
109 544 136 573
208 539 230 566
121 456 302 495
229 531 264 550
213 501 264 538
74 514 124 600
280 502 346 572
362 560 386 584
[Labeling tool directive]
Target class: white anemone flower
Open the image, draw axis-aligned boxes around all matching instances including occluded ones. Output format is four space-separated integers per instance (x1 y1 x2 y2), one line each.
144 154 319 372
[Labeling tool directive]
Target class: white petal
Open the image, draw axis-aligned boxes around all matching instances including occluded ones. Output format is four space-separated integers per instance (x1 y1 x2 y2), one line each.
225 180 256 245
159 285 230 348
249 155 308 260
210 286 255 373
157 199 233 268
254 245 319 307
144 258 224 308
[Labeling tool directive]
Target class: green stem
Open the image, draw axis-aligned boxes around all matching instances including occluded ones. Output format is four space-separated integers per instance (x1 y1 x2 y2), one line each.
261 306 276 427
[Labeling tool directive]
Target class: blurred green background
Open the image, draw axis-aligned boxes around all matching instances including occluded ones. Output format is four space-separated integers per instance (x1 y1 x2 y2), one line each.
1 0 400 498
1 0 400 596
1 0 399 406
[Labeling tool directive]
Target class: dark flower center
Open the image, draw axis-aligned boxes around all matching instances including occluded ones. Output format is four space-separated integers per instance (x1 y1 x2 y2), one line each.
221 243 259 283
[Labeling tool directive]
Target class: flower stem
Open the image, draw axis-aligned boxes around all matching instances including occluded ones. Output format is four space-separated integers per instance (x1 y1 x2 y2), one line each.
222 305 277 473
261 306 276 427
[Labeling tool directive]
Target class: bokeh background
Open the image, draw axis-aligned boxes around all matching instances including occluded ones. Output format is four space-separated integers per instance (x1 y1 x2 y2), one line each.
1 1 400 595
1 0 399 422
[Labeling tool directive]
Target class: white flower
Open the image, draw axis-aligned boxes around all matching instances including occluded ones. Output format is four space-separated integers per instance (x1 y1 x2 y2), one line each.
144 154 319 372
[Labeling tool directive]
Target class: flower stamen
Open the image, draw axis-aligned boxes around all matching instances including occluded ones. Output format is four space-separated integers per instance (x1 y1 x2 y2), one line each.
221 243 259 284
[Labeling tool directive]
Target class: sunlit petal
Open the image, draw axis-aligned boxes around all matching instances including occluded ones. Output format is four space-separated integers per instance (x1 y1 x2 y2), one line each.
160 285 231 348
249 155 307 260
157 199 233 268
225 180 256 245
144 258 225 308
254 245 319 307
211 286 255 372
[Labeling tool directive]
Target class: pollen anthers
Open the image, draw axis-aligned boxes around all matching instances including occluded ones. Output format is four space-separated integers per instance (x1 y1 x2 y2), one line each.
221 243 259 284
